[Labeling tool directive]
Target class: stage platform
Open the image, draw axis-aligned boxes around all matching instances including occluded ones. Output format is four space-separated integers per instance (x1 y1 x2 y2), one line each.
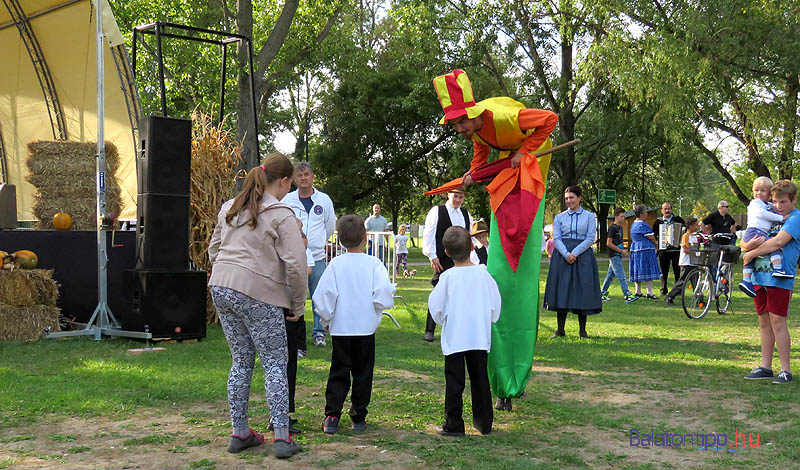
0 230 136 324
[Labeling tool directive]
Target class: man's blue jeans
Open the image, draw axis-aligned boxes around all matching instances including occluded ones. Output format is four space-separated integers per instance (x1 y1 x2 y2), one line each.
309 259 328 339
601 255 631 296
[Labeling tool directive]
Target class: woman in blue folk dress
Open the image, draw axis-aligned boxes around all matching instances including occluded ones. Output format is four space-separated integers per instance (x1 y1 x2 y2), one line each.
543 186 602 338
629 205 661 299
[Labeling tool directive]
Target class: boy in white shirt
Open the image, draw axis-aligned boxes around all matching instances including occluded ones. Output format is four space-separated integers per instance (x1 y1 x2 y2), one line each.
740 177 790 297
428 226 501 437
313 215 395 434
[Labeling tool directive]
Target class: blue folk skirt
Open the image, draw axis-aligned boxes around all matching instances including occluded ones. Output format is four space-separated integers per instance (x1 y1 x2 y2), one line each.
543 238 602 315
629 248 661 282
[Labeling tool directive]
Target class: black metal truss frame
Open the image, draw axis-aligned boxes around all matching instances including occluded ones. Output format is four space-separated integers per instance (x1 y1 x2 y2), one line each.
2 0 68 140
132 21 258 141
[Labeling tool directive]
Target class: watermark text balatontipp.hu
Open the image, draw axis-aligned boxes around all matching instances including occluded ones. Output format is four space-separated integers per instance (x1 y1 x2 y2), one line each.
629 428 760 451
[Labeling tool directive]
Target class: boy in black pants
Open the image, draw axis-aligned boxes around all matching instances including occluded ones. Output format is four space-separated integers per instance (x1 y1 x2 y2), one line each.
428 226 502 436
313 215 395 433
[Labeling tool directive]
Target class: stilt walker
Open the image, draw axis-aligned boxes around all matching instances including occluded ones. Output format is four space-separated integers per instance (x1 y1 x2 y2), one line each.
428 70 570 410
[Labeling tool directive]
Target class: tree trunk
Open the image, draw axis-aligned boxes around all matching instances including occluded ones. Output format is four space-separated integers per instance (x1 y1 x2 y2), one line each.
235 0 301 170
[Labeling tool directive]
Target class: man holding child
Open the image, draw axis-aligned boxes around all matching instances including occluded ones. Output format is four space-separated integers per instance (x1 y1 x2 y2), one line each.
741 180 798 385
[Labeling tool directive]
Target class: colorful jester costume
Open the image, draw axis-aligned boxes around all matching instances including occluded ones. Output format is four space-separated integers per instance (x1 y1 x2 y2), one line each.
428 70 558 399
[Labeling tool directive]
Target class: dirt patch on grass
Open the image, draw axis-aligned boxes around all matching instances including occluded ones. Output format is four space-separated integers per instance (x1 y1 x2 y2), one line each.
0 404 423 470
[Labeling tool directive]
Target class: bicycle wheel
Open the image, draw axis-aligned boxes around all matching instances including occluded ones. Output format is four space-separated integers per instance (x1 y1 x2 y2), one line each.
683 268 713 319
716 263 734 314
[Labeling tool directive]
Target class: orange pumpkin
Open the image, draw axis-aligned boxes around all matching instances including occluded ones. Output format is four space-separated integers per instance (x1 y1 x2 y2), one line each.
12 250 38 269
53 212 73 230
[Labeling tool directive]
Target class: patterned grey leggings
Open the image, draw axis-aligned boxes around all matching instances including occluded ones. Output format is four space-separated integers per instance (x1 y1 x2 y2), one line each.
210 286 290 432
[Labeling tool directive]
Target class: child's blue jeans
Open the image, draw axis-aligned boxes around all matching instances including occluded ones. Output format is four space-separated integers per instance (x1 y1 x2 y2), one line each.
601 255 631 296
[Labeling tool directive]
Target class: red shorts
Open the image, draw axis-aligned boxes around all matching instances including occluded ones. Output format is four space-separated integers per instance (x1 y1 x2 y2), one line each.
753 285 792 317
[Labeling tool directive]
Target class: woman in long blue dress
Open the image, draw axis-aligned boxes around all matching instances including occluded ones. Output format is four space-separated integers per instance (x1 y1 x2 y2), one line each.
629 205 661 298
543 186 602 338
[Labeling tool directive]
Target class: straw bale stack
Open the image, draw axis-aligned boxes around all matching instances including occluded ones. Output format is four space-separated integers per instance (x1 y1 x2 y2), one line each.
25 141 124 230
0 269 60 341
189 111 243 323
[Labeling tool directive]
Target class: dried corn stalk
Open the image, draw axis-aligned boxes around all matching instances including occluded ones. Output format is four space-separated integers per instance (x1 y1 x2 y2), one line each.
189 111 244 323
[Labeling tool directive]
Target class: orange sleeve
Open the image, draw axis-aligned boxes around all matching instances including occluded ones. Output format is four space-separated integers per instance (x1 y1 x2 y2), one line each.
470 140 490 173
517 109 559 156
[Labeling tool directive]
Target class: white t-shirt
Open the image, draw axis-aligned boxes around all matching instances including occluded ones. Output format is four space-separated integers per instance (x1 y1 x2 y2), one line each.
312 253 395 336
747 198 784 232
427 265 501 355
395 235 409 254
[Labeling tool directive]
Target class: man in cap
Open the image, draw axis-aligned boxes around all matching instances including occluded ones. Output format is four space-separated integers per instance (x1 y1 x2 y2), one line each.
422 188 475 342
471 219 490 265
429 69 559 411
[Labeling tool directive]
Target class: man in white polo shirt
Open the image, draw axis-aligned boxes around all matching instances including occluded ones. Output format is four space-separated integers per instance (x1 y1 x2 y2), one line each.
282 162 336 349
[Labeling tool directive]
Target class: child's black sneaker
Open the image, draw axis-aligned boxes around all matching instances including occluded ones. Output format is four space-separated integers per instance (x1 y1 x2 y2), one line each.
435 424 465 437
322 416 339 434
772 268 794 279
744 366 774 380
352 421 367 431
268 418 301 434
273 438 301 458
773 370 793 384
227 429 265 453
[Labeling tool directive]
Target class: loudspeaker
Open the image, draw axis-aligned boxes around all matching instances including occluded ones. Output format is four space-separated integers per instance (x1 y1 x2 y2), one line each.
136 193 190 270
139 115 191 196
123 269 207 340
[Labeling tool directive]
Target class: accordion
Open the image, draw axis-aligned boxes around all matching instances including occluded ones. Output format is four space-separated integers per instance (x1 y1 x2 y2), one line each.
659 222 683 250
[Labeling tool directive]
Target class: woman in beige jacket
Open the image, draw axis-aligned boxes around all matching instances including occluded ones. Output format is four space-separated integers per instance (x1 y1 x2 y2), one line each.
208 153 307 459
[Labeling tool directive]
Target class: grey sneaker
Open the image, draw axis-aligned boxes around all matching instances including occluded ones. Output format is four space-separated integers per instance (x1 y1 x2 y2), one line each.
227 429 265 453
744 366 774 380
322 415 339 434
297 349 307 359
773 370 793 384
423 331 434 342
273 438 301 459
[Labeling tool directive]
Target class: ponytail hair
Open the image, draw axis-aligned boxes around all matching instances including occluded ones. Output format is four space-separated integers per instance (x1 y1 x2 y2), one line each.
226 153 294 228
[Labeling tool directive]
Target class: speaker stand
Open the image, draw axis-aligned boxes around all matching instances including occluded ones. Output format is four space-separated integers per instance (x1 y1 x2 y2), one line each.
46 0 150 342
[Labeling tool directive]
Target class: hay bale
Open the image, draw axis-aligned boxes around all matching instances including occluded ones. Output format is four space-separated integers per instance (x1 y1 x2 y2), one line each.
0 269 59 307
0 303 60 341
25 141 124 230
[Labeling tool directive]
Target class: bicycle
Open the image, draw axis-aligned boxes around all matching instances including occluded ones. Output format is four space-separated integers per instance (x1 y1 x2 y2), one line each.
681 234 741 319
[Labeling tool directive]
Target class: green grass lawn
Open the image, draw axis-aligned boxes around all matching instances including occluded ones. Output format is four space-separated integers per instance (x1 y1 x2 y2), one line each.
0 252 798 469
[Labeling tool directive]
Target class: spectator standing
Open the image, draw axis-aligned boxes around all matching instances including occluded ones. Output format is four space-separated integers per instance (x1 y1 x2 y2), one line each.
282 162 337 349
741 180 799 384
313 215 395 433
471 218 490 265
543 186 602 338
395 224 410 273
428 226 501 437
601 207 638 303
665 217 699 305
652 202 686 296
702 200 736 245
365 203 389 261
629 205 661 298
208 153 306 458
422 189 475 342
